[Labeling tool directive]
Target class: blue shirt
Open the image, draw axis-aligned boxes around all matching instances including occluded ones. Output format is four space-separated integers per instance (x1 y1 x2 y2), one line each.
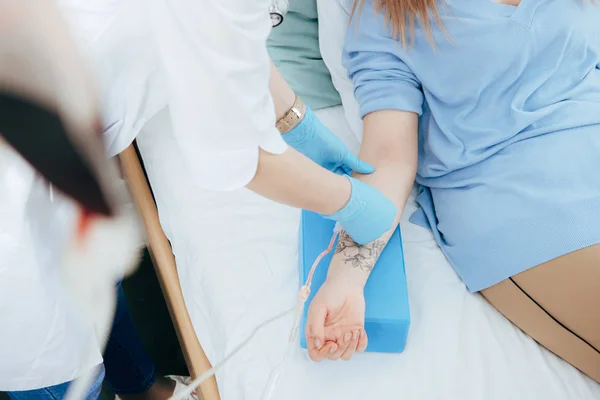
343 0 600 291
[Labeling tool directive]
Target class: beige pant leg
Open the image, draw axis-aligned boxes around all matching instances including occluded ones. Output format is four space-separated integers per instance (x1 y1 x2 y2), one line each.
481 244 600 383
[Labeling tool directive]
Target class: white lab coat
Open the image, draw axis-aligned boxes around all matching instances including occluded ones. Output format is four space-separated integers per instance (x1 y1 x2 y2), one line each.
0 139 141 392
0 0 288 390
0 142 102 391
61 0 288 188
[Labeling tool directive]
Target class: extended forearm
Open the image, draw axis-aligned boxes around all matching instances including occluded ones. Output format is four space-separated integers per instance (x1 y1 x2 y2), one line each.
327 110 418 285
252 60 344 211
246 146 351 215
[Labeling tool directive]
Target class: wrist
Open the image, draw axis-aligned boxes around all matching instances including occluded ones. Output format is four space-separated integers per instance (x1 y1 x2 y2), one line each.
326 262 369 289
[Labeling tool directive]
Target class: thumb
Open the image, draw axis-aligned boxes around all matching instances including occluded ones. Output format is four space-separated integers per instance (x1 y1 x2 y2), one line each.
307 303 328 351
343 152 375 175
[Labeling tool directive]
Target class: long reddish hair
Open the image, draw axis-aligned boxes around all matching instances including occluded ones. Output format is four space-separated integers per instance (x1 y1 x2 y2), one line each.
351 0 443 46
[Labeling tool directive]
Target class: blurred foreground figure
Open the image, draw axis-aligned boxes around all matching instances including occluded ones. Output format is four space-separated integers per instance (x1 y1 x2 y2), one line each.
0 1 143 398
0 0 118 214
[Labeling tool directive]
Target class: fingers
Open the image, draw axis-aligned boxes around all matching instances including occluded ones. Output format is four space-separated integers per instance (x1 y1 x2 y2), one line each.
356 329 368 353
309 341 338 362
340 329 361 361
336 166 349 176
308 329 368 361
306 304 328 360
328 330 352 360
343 153 375 175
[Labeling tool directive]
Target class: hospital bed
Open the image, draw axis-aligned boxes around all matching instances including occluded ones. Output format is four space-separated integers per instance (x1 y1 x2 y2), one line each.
128 100 600 400
115 1 600 399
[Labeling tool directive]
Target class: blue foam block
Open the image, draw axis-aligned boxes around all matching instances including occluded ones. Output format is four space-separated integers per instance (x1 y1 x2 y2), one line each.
299 210 410 353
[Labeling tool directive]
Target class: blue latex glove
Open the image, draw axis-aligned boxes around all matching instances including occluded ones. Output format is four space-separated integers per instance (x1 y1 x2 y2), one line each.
323 176 398 245
282 107 375 175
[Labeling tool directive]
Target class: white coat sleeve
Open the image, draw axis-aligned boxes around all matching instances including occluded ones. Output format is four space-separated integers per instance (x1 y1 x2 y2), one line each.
148 0 288 191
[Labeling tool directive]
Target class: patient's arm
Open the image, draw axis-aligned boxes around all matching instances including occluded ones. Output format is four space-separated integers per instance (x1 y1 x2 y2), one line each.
306 109 418 362
328 110 418 284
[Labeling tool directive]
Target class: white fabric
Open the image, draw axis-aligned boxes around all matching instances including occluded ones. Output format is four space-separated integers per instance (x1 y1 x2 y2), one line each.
147 0 288 190
53 0 600 397
59 0 167 159
137 105 600 400
59 0 287 190
0 142 102 391
1 0 288 389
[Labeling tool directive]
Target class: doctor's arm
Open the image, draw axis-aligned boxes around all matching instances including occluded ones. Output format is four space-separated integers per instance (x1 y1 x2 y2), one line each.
269 59 296 121
251 60 365 214
269 59 374 174
251 60 349 215
246 147 349 215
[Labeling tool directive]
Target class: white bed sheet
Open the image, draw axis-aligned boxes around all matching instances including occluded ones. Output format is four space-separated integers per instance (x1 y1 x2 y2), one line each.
137 105 600 400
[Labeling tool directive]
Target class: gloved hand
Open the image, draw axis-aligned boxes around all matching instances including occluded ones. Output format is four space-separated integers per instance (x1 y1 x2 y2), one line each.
282 107 374 175
323 176 398 245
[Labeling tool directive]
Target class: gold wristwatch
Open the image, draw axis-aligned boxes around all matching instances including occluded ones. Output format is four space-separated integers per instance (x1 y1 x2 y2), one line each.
276 95 306 134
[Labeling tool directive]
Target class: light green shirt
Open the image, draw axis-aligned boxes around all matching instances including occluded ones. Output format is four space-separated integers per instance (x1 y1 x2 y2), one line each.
267 1 341 110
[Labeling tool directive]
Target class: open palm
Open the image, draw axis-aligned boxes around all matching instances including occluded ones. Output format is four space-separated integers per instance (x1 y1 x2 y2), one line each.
305 279 368 361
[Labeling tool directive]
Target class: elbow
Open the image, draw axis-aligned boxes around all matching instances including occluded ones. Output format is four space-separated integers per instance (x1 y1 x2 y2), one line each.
374 143 417 178
362 110 419 178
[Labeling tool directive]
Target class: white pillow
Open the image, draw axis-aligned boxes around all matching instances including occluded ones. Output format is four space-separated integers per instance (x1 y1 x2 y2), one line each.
316 0 363 143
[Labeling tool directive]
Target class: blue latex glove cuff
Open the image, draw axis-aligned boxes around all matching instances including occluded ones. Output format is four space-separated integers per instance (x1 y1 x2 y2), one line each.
281 107 316 147
324 175 397 245
325 175 366 222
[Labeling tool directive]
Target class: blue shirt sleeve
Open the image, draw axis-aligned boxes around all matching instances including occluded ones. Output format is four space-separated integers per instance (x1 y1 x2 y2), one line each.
342 2 424 118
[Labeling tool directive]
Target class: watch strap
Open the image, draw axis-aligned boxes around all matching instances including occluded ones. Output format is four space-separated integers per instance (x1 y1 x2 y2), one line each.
276 96 306 134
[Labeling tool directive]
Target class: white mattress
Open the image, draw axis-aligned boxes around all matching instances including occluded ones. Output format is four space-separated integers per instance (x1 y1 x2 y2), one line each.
137 105 600 400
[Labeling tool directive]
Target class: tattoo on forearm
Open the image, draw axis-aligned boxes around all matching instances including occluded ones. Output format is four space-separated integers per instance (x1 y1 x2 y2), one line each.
334 231 386 272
